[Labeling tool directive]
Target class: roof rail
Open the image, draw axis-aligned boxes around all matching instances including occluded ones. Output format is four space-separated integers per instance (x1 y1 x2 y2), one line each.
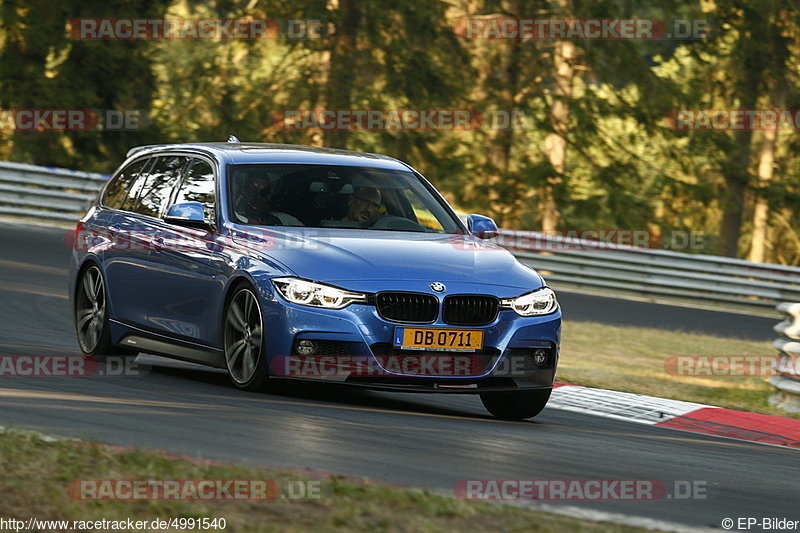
125 144 161 158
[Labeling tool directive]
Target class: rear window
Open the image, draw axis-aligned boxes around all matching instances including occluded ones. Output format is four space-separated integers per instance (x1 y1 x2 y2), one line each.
102 158 149 210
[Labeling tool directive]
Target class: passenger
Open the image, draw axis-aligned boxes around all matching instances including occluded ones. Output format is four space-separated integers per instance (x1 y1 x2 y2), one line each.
234 173 302 226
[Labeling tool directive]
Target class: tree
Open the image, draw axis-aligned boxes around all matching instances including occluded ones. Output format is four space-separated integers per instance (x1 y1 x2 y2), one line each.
0 0 170 172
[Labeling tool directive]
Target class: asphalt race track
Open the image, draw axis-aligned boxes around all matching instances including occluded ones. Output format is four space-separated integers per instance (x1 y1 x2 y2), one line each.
0 222 797 530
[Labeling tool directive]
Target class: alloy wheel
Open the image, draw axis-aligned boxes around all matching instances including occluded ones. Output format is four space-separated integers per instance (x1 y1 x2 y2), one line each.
75 265 107 353
224 288 264 385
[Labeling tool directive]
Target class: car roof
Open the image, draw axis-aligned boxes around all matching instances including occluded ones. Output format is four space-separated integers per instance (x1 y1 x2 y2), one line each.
126 142 412 171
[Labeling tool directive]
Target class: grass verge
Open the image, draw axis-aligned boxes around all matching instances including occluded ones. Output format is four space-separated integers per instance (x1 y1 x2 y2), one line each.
0 428 656 533
558 319 799 418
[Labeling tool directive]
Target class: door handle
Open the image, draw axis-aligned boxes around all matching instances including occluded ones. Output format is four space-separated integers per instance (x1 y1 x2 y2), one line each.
153 236 165 252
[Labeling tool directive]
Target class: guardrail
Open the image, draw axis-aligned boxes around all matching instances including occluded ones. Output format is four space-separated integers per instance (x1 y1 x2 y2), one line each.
503 229 800 311
0 161 108 222
771 303 800 412
2 160 800 312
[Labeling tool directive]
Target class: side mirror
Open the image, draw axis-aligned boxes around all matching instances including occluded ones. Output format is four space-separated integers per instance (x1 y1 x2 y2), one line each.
164 201 211 230
467 214 499 239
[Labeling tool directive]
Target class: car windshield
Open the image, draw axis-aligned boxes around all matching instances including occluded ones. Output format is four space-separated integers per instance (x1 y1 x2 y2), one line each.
227 164 462 233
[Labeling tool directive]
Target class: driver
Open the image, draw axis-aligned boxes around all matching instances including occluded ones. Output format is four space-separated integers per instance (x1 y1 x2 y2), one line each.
343 186 383 226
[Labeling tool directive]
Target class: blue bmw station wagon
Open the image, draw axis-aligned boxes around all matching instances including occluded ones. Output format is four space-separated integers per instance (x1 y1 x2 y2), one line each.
69 140 561 419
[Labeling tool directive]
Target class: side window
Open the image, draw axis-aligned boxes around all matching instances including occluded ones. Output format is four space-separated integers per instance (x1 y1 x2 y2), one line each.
402 189 443 231
134 155 188 218
172 158 216 222
103 158 148 210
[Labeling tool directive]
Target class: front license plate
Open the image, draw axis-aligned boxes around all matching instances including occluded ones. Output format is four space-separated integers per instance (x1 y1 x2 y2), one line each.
393 327 484 352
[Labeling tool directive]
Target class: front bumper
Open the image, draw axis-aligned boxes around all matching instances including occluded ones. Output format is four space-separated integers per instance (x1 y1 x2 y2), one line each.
259 282 561 394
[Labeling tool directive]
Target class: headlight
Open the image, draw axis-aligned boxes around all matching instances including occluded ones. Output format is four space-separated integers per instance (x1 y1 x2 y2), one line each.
501 287 558 316
271 277 367 309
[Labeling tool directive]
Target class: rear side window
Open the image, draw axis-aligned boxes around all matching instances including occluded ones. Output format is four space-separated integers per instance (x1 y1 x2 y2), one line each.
102 158 148 210
133 155 188 218
172 158 216 222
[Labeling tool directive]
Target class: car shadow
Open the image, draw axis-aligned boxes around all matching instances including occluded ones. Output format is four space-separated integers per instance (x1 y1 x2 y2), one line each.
138 355 507 421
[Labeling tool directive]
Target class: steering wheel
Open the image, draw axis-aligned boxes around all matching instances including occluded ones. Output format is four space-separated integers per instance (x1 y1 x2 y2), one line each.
369 215 426 231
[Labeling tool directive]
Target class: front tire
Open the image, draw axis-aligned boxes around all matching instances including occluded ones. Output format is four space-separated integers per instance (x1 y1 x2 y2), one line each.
480 389 552 420
224 285 269 391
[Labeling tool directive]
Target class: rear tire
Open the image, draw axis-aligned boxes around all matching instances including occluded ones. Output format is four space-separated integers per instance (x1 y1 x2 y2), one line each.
480 389 552 420
75 265 114 357
224 285 270 392
74 265 138 363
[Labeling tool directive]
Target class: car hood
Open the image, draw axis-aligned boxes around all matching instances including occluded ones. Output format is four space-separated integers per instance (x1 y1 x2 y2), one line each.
229 227 543 291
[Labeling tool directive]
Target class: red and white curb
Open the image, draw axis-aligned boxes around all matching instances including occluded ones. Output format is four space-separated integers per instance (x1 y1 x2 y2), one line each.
549 383 800 450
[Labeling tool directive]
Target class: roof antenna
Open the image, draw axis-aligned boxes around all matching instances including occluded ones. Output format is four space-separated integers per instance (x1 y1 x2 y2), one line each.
227 135 240 143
